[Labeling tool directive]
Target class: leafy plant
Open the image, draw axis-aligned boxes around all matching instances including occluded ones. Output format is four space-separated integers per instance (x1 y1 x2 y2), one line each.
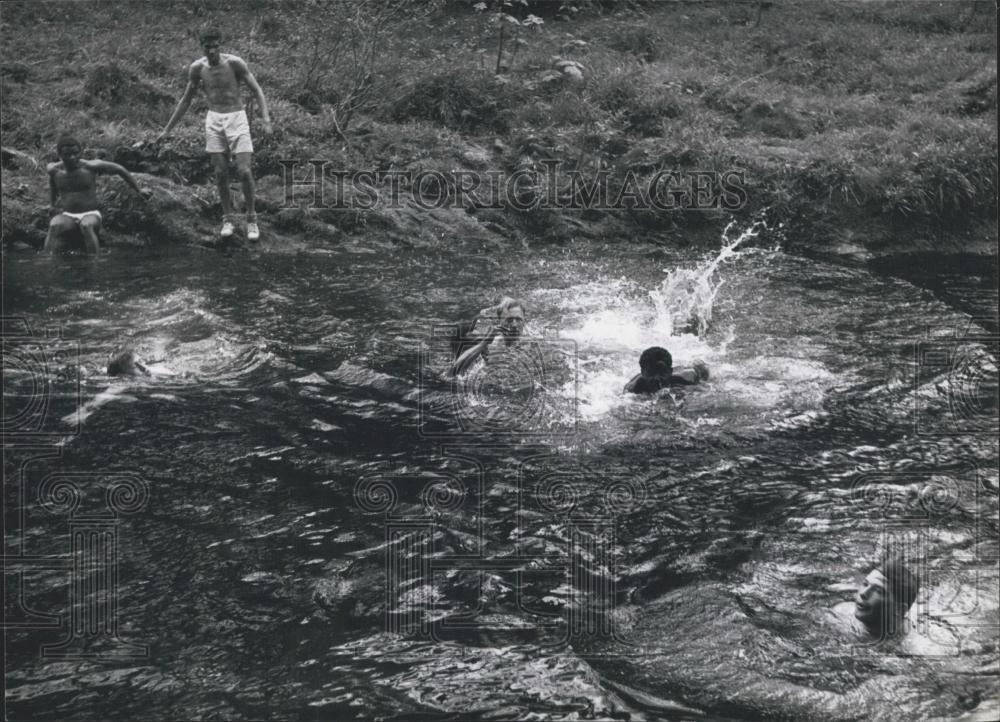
473 0 544 74
293 0 427 140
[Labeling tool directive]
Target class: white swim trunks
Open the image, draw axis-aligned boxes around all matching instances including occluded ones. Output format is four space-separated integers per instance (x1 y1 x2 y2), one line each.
61 210 102 223
205 109 253 154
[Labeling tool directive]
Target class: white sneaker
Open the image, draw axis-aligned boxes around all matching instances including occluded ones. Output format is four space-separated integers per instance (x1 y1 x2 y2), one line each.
220 219 235 238
246 221 260 241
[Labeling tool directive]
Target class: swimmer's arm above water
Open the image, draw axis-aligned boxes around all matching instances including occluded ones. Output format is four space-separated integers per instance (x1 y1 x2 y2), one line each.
672 369 699 385
449 327 500 377
674 360 710 385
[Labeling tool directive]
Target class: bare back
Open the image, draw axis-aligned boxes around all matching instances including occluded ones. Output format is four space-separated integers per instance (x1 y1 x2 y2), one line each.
192 54 246 113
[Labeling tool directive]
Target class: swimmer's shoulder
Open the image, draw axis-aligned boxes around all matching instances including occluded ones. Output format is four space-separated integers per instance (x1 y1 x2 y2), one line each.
624 375 658 394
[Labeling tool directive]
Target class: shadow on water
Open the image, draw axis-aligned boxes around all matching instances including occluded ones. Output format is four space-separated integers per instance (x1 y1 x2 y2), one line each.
3 233 997 720
870 252 999 335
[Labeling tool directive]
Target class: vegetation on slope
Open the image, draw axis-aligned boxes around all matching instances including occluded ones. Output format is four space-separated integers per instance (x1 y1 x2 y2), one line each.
2 0 996 251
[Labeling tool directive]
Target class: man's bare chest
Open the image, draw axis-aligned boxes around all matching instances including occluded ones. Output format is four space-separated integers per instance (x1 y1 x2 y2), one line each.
56 168 96 193
200 62 239 95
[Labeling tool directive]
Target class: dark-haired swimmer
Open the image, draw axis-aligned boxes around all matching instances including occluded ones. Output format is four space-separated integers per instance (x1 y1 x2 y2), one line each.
821 554 927 649
624 346 708 394
449 297 527 377
106 346 178 379
107 348 150 377
45 135 151 253
851 557 920 641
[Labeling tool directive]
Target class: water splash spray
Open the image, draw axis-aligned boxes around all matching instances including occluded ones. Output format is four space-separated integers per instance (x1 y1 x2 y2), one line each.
553 220 772 422
649 220 766 338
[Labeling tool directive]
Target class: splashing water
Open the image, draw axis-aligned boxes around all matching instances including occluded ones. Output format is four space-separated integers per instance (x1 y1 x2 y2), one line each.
649 221 765 338
556 221 773 422
5 235 996 722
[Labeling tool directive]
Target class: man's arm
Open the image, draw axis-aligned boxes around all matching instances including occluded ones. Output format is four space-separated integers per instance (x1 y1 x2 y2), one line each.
158 63 200 138
450 329 499 377
86 161 150 198
47 164 60 211
233 57 272 132
671 361 709 385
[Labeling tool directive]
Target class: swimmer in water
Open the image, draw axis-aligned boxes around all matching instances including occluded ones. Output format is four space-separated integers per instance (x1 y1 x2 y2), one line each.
107 348 150 377
45 135 151 253
624 346 708 394
449 297 527 377
106 346 178 378
851 557 919 642
823 555 922 647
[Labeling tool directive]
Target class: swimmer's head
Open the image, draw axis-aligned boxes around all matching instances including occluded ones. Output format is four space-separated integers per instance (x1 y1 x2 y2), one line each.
639 346 672 379
107 347 151 377
107 348 138 376
485 297 526 344
56 135 81 167
200 27 223 62
854 556 919 638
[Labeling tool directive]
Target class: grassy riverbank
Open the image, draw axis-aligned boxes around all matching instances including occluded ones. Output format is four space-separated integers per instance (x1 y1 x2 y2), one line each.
2 0 996 253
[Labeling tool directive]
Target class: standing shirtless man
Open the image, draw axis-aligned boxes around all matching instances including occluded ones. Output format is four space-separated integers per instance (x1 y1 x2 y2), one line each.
157 27 272 240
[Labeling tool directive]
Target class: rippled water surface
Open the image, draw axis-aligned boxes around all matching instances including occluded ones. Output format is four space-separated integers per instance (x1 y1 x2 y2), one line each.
4 236 998 720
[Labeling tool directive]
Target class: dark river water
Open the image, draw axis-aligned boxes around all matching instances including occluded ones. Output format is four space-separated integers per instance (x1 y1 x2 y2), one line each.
3 233 998 721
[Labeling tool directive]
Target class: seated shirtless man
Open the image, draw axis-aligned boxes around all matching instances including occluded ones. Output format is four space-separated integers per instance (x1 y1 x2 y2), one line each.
624 346 709 394
157 27 273 240
45 135 150 253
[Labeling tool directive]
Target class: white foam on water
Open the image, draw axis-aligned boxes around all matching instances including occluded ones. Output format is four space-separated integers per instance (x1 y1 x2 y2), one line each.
712 356 836 409
61 386 138 425
552 222 770 422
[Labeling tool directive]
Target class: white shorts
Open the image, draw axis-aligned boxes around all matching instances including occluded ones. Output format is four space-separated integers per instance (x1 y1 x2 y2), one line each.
205 109 253 154
61 210 101 223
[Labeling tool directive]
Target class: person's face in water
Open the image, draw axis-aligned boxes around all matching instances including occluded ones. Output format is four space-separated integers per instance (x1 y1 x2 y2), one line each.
202 39 221 65
854 569 891 632
642 365 669 381
641 359 671 381
498 305 525 344
58 144 81 171
107 349 137 376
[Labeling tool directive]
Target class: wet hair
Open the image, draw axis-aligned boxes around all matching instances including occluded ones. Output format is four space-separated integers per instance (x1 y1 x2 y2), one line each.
107 349 136 376
880 557 919 611
200 27 222 45
451 297 526 360
639 346 672 376
495 296 525 318
56 135 81 153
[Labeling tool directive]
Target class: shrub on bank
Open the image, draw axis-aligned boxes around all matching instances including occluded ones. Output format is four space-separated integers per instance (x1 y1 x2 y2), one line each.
390 71 522 133
83 63 174 123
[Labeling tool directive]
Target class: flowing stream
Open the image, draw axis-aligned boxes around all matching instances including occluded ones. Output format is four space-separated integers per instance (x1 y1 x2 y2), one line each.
3 233 997 720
